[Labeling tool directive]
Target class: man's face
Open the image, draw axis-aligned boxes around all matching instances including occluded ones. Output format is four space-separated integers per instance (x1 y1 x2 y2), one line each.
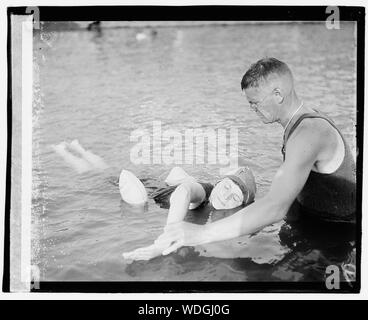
244 86 278 124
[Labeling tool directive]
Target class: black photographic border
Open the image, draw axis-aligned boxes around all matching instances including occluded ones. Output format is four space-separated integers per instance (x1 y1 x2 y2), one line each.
3 5 364 293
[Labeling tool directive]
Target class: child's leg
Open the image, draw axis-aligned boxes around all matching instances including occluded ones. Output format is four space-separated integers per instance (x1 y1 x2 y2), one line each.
51 142 93 174
69 139 108 170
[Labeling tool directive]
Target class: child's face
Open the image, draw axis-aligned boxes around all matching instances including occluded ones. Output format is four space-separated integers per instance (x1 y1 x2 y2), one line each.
209 177 244 210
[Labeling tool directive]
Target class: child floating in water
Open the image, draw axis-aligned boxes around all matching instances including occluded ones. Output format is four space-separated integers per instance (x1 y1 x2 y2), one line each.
122 166 257 261
51 141 257 261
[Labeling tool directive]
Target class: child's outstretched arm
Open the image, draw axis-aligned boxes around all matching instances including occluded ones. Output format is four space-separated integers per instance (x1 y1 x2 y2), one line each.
122 181 206 262
165 181 206 225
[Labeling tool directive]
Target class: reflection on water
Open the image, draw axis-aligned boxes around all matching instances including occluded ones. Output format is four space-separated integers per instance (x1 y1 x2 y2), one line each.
33 22 357 283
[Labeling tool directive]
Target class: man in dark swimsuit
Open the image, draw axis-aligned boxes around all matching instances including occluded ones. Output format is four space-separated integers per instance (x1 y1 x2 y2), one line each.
152 57 356 256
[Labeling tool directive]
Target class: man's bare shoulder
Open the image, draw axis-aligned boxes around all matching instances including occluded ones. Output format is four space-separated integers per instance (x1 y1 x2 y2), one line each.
285 117 338 166
289 117 335 144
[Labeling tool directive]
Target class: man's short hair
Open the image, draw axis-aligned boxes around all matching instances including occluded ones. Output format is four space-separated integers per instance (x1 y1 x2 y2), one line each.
241 57 292 90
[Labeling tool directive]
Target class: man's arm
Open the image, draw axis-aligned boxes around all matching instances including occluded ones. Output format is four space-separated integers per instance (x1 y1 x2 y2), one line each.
159 121 326 254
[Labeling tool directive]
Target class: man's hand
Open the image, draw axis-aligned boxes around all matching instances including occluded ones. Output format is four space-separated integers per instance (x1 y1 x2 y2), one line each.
154 222 206 255
122 222 206 262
